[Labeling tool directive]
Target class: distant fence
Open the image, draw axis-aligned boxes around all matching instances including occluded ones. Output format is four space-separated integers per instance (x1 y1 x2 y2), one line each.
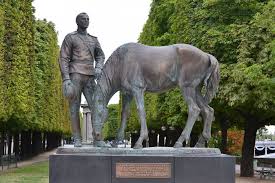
0 131 62 160
130 127 201 148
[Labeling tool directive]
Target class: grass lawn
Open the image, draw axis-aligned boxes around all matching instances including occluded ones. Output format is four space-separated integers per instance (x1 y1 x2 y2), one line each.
0 161 49 183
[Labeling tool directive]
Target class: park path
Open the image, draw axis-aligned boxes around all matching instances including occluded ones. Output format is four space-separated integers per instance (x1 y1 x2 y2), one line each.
2 149 275 182
0 149 56 171
17 148 57 167
236 176 275 183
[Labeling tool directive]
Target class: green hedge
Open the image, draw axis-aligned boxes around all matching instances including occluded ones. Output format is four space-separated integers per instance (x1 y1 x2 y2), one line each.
0 1 70 134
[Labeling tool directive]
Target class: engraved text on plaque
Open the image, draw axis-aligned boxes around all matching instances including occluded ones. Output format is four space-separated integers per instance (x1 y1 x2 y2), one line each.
116 163 171 178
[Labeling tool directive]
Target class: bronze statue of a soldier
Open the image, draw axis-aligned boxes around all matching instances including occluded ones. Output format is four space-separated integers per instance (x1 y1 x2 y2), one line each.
59 12 105 147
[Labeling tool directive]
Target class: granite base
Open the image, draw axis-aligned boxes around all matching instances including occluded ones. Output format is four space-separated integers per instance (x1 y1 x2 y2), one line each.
49 146 235 183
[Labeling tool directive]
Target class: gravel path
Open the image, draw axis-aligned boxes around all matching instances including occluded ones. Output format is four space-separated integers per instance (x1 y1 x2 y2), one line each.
17 149 57 167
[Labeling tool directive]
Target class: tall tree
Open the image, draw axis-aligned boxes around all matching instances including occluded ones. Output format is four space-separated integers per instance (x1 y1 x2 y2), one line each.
0 1 71 158
2 0 36 130
138 0 274 176
34 19 71 134
0 5 6 123
218 1 275 176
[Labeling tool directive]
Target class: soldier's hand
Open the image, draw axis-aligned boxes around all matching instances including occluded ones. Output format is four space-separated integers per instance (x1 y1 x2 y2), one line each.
62 80 76 100
95 68 102 80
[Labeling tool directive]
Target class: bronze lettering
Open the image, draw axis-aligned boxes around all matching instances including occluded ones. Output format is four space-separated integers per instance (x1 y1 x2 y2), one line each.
116 163 171 178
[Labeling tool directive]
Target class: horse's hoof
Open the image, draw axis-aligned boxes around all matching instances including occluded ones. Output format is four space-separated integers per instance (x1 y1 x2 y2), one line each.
94 140 111 148
173 141 182 148
195 140 206 148
133 143 143 149
195 135 207 148
195 142 204 148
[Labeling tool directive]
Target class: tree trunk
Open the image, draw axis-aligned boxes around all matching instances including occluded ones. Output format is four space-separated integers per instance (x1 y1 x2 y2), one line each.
42 133 46 151
21 131 32 159
46 132 57 150
21 131 27 159
165 132 172 147
46 132 51 150
53 133 58 148
7 132 12 155
0 132 4 156
220 119 228 154
32 131 42 155
14 133 19 156
158 129 166 147
149 130 157 147
240 120 257 177
58 134 62 146
55 133 61 148
3 136 6 155
52 132 59 148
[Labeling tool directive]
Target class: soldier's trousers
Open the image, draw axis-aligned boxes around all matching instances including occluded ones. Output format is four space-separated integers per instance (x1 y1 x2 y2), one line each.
68 73 96 138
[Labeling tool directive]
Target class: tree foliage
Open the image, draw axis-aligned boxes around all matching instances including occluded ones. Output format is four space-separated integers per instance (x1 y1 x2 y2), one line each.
103 104 120 140
33 20 71 133
2 0 36 130
136 0 274 176
137 0 274 131
0 6 6 122
0 1 70 134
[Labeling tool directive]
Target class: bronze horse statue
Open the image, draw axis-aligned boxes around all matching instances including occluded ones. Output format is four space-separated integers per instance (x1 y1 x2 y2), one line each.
92 43 220 148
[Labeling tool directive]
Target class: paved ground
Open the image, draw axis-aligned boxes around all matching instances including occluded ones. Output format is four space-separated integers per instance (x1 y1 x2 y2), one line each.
1 150 275 182
236 175 275 183
17 149 56 167
0 149 56 171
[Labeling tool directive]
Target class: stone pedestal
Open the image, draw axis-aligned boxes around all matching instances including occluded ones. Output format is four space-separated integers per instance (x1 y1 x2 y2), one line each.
50 146 235 183
80 104 93 143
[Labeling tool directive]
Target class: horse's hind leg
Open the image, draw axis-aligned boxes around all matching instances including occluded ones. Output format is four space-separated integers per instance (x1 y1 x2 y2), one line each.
195 89 214 147
132 88 148 149
174 86 201 148
116 93 133 142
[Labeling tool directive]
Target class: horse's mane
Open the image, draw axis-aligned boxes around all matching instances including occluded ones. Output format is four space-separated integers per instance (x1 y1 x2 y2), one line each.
97 47 122 104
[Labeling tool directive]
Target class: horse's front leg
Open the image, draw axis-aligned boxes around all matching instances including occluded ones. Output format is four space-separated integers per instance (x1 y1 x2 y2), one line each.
114 94 133 146
132 89 148 149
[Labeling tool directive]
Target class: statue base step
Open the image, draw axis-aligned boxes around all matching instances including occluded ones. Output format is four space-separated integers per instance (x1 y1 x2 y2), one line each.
50 146 235 183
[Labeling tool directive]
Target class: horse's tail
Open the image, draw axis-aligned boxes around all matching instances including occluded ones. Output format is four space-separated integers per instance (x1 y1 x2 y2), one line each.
203 54 220 104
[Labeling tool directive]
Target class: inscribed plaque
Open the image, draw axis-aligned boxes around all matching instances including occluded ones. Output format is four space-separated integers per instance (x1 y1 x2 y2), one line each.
116 163 171 178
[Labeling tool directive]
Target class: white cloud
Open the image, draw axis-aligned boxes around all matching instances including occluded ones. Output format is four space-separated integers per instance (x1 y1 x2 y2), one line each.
32 0 151 104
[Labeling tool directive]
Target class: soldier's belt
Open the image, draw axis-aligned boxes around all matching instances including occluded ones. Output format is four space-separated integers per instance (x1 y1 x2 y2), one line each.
71 60 93 64
69 62 95 75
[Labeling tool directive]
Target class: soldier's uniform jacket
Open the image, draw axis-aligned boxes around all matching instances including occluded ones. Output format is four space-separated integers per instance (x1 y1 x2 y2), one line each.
59 31 105 81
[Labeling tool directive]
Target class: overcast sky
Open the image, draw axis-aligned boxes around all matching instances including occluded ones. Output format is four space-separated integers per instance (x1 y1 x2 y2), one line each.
32 0 152 104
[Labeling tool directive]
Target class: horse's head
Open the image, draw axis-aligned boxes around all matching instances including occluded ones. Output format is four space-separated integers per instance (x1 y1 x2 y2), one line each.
92 86 108 141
